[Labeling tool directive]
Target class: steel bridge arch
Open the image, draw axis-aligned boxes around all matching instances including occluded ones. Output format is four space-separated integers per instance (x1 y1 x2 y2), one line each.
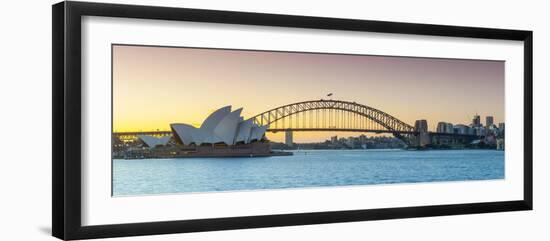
248 100 416 139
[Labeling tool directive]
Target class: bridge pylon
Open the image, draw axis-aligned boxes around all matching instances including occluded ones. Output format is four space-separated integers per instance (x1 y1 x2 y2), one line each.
285 129 294 147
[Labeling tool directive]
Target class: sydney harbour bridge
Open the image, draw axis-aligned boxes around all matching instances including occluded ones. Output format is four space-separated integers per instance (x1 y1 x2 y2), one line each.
113 99 480 147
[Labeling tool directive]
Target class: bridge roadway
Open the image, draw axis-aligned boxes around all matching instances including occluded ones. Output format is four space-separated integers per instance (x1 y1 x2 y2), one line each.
111 100 483 146
114 131 172 136
268 128 417 135
112 129 480 139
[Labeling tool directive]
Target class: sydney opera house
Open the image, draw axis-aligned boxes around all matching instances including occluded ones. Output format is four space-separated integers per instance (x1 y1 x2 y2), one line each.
170 106 268 146
126 106 288 158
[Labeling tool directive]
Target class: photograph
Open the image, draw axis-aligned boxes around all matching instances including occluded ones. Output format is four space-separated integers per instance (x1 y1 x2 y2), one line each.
111 44 506 196
46 1 536 240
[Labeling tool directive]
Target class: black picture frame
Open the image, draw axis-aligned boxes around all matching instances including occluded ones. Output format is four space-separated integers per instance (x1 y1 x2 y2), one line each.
52 1 533 240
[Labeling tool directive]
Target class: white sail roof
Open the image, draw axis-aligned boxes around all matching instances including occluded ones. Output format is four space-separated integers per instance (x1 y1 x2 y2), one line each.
213 108 242 145
249 124 268 142
235 119 253 144
170 124 199 145
137 135 171 148
200 106 231 133
169 106 267 146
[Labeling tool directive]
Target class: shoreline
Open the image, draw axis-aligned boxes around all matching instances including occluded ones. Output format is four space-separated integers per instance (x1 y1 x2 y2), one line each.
117 151 293 160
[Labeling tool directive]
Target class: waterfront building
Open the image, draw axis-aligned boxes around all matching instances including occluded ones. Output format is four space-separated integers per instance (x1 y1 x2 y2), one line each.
346 138 355 147
331 135 338 144
496 138 505 150
436 122 454 134
436 122 447 133
498 122 505 137
359 134 367 144
488 124 499 134
474 127 487 136
445 123 454 133
484 133 497 146
454 124 470 135
170 106 267 146
486 116 494 127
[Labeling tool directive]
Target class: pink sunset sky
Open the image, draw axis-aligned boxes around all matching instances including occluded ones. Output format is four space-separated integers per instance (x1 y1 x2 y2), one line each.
113 44 504 143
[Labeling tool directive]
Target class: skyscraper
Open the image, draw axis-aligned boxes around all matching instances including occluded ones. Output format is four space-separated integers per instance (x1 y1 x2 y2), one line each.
436 122 447 133
472 115 481 127
486 116 494 127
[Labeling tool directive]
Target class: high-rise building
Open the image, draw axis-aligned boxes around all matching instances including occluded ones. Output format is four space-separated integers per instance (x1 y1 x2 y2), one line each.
436 122 447 133
445 123 454 133
498 122 505 137
436 122 454 133
486 116 494 127
472 115 481 127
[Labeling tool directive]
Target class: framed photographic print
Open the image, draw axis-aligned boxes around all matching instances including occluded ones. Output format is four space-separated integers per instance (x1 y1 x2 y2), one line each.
52 1 533 240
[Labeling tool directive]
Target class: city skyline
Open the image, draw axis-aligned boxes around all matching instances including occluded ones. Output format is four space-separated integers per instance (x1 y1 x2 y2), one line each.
113 45 504 143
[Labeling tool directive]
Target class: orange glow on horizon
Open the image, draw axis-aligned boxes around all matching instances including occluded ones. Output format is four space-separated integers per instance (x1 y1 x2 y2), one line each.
113 45 505 143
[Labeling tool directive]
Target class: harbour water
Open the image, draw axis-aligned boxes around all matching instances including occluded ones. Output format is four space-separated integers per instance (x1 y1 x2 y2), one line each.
112 149 504 196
